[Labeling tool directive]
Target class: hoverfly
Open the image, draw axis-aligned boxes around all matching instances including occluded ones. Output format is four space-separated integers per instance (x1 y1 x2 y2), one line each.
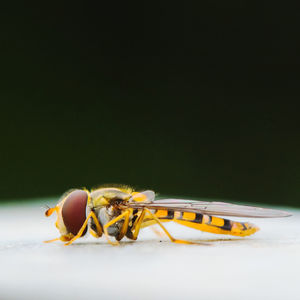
44 185 292 246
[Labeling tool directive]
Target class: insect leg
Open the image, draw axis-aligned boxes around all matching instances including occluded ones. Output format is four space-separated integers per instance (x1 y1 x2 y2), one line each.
44 237 61 243
64 211 101 246
116 209 132 241
90 211 103 237
143 209 202 245
103 210 131 246
128 209 147 240
44 206 62 242
44 233 75 243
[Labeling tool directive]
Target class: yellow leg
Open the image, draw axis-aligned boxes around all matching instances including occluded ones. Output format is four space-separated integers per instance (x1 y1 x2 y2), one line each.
44 206 61 243
90 229 100 238
44 237 60 243
144 209 208 245
130 209 146 240
90 211 103 238
116 209 132 241
44 233 73 243
128 209 189 243
103 210 131 246
64 211 102 246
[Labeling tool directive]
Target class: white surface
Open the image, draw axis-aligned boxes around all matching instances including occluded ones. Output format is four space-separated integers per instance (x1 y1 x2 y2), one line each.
0 201 299 300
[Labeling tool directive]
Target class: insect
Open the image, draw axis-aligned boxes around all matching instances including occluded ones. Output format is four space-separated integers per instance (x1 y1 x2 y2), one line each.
44 185 292 246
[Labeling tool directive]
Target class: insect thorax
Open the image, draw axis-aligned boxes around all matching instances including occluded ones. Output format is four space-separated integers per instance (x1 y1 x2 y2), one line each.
88 187 134 238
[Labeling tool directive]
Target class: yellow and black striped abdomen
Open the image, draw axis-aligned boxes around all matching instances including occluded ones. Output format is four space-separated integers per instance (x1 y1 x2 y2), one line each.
154 210 259 237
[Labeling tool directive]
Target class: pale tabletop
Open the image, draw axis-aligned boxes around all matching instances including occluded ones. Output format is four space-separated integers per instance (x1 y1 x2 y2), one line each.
0 200 299 300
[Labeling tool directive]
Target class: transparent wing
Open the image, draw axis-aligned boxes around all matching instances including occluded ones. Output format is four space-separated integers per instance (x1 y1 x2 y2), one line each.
127 198 292 218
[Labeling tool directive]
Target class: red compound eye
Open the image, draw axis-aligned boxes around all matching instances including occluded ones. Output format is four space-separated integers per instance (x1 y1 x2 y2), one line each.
62 190 88 235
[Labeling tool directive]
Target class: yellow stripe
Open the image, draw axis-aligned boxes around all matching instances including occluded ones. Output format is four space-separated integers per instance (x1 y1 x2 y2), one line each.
210 216 225 227
155 210 169 218
182 212 196 221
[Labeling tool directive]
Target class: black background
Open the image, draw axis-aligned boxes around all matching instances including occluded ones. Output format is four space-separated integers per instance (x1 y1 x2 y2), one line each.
1 2 300 206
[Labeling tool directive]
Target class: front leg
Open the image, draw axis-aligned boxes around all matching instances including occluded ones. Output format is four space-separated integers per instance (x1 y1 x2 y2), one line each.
116 209 132 241
64 211 102 246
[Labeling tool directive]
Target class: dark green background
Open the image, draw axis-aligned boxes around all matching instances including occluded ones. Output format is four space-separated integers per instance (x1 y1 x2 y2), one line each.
1 3 300 206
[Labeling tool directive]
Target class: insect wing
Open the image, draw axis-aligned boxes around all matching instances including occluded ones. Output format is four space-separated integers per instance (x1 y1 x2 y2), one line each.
128 198 292 218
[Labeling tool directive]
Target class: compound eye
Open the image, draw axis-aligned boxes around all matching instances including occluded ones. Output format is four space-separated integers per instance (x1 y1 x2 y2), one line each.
62 190 88 235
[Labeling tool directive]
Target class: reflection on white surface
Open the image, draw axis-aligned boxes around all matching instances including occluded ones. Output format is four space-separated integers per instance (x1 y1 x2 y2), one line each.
0 202 299 300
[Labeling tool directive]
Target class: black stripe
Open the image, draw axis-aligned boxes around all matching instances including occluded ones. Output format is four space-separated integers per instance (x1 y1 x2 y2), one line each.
242 223 248 230
220 219 232 231
131 214 138 225
166 210 175 219
194 213 203 223
133 208 143 226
